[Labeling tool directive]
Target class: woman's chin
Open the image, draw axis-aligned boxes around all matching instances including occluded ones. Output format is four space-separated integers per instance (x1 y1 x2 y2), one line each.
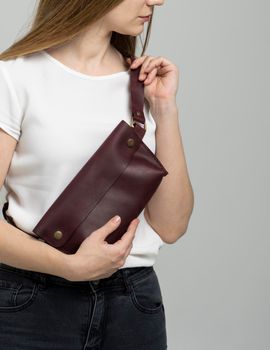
131 26 145 36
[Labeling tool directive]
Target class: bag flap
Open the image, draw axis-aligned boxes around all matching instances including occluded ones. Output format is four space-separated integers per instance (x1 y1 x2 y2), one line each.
32 120 142 248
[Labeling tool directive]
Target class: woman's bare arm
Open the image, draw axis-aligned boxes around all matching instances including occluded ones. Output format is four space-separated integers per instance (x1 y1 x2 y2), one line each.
0 128 70 278
0 219 70 278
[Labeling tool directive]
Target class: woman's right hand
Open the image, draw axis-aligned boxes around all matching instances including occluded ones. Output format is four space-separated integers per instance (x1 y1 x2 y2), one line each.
64 215 139 282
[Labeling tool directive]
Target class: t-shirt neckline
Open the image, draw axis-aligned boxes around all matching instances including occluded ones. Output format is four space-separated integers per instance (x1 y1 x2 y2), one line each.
40 49 130 80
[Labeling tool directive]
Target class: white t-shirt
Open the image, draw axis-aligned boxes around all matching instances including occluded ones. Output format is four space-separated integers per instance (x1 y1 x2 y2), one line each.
0 50 165 268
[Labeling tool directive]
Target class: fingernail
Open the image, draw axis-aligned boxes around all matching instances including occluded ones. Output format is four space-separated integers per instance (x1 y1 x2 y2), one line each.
113 215 121 223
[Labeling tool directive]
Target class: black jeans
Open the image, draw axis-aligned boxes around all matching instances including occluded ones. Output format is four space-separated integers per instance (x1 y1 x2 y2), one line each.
0 262 167 349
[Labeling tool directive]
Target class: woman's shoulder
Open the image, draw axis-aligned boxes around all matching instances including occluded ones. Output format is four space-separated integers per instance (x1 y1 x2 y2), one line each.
0 51 44 77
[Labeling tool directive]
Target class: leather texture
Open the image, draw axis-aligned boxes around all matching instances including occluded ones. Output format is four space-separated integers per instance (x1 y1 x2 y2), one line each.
2 55 168 254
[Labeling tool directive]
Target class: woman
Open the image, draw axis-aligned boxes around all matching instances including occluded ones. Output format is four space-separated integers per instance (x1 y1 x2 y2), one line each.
0 0 194 349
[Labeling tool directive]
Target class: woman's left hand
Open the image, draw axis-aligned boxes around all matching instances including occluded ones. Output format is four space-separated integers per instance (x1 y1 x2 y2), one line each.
128 55 179 113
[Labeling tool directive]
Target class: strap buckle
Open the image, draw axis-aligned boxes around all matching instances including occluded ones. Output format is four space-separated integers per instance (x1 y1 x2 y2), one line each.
130 111 146 131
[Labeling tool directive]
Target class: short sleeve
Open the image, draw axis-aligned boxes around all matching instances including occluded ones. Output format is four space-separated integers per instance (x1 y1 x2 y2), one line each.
0 61 23 141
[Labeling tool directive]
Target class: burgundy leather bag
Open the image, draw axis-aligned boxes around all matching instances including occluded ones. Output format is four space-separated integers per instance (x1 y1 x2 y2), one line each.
2 56 168 254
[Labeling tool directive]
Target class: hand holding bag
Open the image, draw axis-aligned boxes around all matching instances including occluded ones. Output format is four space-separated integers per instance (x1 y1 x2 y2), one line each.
3 56 169 254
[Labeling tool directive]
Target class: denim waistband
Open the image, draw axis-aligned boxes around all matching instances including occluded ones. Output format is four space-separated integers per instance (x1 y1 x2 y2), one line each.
0 262 154 290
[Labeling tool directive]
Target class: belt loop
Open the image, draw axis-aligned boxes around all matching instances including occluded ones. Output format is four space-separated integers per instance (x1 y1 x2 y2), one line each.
120 268 131 293
38 274 47 288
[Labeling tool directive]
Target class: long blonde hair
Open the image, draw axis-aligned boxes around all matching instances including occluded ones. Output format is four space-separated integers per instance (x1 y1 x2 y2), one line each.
0 0 154 61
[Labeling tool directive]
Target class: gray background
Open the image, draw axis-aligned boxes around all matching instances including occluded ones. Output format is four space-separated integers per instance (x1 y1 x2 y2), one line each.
1 1 269 349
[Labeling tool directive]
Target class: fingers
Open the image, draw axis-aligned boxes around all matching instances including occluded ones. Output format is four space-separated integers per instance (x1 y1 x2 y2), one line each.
110 218 139 252
93 216 139 270
105 218 138 269
130 55 154 81
95 215 122 240
130 55 148 68
123 240 133 260
121 218 139 245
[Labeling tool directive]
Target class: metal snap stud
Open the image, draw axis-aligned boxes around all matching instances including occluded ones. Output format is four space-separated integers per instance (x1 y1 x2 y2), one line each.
127 138 135 148
53 230 63 240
